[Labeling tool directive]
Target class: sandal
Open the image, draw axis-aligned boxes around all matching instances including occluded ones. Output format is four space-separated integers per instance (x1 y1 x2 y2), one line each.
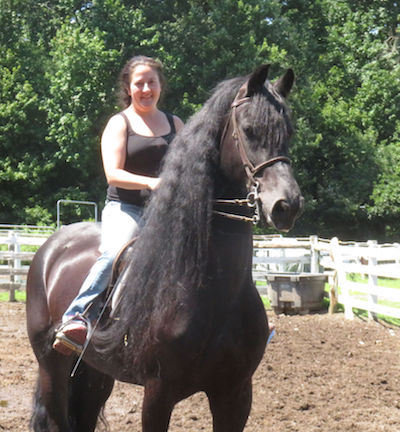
53 316 89 356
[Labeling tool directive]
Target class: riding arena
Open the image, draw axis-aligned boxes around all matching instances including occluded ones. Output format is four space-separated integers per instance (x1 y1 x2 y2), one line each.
1 65 400 432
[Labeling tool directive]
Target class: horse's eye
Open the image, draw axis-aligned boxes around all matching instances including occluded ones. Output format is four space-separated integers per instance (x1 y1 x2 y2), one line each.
243 126 255 140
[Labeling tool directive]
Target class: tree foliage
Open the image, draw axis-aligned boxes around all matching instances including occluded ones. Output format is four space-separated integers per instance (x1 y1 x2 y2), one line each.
0 0 399 240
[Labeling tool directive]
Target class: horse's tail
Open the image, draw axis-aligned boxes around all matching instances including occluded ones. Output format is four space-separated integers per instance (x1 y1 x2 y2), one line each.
30 362 114 431
30 378 51 431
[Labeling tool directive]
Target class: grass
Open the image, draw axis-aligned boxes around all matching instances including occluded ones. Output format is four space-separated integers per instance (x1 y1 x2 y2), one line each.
0 289 26 302
2 279 400 328
3 284 273 309
259 277 400 327
260 295 271 309
347 273 400 288
338 274 400 326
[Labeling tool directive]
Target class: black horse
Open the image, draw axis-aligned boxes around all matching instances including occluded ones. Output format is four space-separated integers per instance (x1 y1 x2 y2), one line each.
26 65 303 431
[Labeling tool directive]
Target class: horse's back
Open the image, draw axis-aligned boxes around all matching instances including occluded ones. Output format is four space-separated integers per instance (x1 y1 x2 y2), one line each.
26 222 101 342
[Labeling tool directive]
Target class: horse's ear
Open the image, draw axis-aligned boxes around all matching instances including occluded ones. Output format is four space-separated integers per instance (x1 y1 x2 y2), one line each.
274 68 295 98
245 64 270 96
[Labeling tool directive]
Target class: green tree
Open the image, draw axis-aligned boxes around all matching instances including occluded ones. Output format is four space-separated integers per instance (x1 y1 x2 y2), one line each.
278 0 400 240
43 23 119 211
0 0 399 241
131 0 288 117
0 1 50 223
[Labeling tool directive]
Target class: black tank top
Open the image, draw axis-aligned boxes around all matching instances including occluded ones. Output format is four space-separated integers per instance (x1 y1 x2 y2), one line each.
106 111 176 206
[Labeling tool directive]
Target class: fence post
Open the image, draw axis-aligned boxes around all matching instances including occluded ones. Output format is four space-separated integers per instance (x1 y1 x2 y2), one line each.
7 231 16 302
310 235 320 273
331 236 354 319
14 232 21 284
278 246 285 272
395 243 400 266
329 237 339 314
367 240 378 321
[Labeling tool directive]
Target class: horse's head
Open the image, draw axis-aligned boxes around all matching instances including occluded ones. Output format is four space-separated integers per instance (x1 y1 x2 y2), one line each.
219 65 303 232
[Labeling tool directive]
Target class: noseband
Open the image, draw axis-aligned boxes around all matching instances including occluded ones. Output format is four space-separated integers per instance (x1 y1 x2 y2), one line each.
214 94 291 224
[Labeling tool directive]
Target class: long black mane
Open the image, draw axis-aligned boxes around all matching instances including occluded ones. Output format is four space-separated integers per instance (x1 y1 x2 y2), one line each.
96 73 291 367
27 66 301 432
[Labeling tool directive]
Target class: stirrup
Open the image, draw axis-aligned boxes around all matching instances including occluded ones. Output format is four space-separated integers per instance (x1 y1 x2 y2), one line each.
53 314 92 355
54 332 84 355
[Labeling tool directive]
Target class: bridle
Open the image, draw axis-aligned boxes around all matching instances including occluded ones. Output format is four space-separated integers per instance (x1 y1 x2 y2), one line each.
214 92 291 224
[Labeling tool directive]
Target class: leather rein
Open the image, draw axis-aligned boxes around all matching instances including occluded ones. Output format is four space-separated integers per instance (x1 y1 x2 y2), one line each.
214 95 291 224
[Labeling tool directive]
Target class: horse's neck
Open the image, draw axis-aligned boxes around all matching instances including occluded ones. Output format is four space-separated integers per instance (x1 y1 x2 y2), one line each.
207 220 253 300
215 173 246 199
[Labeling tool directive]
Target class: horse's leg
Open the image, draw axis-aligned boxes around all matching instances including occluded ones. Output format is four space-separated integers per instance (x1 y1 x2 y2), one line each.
206 379 252 432
31 354 114 432
69 364 114 432
141 378 175 432
31 356 73 432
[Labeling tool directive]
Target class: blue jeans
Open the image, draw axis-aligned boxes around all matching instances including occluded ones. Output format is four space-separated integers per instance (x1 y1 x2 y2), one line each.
62 201 143 322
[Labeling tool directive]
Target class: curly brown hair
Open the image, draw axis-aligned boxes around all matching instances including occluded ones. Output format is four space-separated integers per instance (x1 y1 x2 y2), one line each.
118 56 165 108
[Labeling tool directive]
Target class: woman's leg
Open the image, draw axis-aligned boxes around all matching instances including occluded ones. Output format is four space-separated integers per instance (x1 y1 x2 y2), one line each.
62 202 143 322
54 201 143 354
62 251 115 322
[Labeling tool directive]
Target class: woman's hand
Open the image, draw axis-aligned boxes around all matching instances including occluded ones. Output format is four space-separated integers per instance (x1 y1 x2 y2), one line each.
147 177 161 190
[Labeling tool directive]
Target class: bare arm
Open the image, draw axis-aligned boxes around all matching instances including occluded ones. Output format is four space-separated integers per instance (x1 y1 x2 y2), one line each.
173 115 184 132
101 114 160 190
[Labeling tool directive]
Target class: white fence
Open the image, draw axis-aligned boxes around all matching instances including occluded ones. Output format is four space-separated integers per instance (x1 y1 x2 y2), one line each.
0 225 55 301
254 235 400 320
330 237 400 320
253 235 321 279
1 227 400 322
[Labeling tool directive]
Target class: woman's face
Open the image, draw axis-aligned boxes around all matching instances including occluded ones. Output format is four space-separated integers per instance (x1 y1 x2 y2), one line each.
129 64 162 114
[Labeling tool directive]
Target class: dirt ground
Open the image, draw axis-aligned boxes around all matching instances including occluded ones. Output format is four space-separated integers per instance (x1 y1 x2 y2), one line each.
1 301 400 432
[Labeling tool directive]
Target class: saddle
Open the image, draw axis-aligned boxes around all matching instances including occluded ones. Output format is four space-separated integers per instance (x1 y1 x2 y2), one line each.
104 236 139 308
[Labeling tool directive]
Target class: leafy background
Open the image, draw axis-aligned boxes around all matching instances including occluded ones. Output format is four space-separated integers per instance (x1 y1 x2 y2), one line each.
1 0 399 241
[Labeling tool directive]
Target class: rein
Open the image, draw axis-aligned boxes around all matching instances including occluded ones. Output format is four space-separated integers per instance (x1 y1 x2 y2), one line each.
214 94 291 224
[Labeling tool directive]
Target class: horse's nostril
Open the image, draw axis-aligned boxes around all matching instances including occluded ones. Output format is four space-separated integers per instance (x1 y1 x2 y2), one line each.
272 200 290 218
269 199 296 232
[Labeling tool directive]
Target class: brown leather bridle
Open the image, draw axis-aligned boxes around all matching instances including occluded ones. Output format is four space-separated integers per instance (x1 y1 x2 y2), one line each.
214 93 291 224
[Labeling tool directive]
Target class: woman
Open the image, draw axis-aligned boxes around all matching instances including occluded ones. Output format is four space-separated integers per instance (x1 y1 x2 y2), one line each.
53 56 184 355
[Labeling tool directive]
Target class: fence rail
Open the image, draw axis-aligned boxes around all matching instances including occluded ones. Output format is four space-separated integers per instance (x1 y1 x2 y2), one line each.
0 226 55 301
1 227 400 322
253 235 400 320
330 237 400 320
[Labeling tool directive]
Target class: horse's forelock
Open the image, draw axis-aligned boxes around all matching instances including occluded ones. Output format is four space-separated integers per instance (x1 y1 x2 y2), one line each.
243 84 293 154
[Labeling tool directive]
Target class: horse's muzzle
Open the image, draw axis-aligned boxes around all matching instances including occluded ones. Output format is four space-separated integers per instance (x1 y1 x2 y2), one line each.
257 161 304 232
267 195 304 232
